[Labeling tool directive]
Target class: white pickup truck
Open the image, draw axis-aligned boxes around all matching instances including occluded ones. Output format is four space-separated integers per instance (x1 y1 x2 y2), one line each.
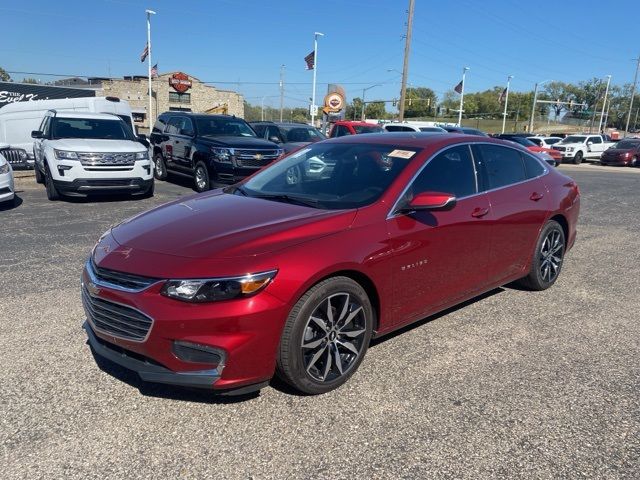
551 134 615 164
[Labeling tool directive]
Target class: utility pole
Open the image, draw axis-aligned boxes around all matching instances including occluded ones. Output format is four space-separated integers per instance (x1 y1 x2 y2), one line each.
145 9 156 132
501 75 513 134
598 75 612 133
361 84 381 121
398 0 415 121
624 56 640 137
279 64 285 122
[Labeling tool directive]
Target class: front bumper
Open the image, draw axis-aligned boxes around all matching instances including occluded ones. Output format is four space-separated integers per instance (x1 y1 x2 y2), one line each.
600 157 630 166
54 177 153 196
0 171 15 202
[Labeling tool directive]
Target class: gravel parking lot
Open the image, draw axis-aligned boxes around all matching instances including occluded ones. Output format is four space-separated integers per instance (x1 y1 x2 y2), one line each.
1 165 639 479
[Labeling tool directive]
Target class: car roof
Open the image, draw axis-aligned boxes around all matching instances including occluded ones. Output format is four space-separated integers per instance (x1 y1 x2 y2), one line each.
51 111 122 120
334 121 380 126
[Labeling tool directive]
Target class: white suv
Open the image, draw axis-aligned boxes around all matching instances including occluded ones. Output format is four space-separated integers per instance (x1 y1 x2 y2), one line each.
32 111 153 200
0 149 15 206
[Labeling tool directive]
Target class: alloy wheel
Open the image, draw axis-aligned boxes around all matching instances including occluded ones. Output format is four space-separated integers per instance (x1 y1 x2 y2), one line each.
155 156 164 177
195 166 207 190
539 229 564 283
301 292 367 383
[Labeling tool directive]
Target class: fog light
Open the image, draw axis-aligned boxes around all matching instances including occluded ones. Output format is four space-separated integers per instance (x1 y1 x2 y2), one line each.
58 165 73 176
172 341 225 365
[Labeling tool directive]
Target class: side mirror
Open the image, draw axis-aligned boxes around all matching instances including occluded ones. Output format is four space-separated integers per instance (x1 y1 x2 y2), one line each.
269 136 282 143
401 191 457 212
587 141 593 146
31 130 44 139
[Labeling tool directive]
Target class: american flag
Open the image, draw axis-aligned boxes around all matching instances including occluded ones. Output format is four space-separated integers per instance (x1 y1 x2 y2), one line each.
151 64 158 78
304 51 315 70
454 80 463 94
498 87 507 103
140 43 149 63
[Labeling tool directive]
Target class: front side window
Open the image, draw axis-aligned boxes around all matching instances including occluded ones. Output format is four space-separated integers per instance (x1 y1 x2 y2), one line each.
588 136 602 144
478 144 526 189
411 144 477 198
239 143 419 209
195 117 256 137
51 117 132 140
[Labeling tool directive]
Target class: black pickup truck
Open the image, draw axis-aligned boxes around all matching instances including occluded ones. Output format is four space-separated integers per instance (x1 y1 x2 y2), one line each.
149 112 283 191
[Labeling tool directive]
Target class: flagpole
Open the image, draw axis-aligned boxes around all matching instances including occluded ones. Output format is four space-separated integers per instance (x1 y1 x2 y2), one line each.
311 32 324 127
146 9 156 133
457 67 469 126
501 75 513 134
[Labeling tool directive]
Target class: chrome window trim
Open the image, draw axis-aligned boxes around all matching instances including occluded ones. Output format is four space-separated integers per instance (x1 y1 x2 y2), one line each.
85 258 162 293
387 141 549 219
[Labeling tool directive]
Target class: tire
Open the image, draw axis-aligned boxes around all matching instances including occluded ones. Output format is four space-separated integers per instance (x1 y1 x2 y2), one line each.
194 161 210 192
44 163 60 201
153 152 167 180
572 151 583 164
631 156 638 167
141 179 155 198
516 220 565 291
276 276 373 395
34 165 44 184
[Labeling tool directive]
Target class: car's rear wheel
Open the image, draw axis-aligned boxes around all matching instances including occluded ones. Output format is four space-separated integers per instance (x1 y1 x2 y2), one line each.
517 220 565 291
194 162 210 192
573 151 583 164
153 153 167 180
277 276 373 395
44 163 60 201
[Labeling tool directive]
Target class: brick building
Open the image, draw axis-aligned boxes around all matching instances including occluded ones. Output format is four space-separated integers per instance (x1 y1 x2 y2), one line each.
96 72 244 133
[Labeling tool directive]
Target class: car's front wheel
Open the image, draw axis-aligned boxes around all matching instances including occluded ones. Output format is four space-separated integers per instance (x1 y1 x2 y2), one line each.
573 151 583 164
277 277 373 395
517 220 565 291
153 153 167 180
44 163 60 201
194 162 210 192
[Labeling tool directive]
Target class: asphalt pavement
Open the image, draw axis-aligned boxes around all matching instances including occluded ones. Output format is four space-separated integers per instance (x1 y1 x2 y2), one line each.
1 165 639 479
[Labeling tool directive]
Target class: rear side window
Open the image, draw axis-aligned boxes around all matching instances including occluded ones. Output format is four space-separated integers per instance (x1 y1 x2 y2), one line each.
412 144 477 198
252 124 266 137
523 153 546 178
478 144 526 189
165 117 182 134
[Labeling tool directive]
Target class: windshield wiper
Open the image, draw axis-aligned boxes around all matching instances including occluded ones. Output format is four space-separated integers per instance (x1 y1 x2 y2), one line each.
252 193 321 208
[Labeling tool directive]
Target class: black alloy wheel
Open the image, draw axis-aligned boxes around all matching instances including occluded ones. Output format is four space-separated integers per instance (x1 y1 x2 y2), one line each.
194 162 210 192
517 220 565 291
277 277 373 394
573 151 583 164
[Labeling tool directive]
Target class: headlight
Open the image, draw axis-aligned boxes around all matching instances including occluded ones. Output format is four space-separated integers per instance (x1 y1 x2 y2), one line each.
0 163 9 174
276 148 284 158
135 151 149 160
161 270 277 303
211 147 233 163
54 149 79 160
566 147 574 152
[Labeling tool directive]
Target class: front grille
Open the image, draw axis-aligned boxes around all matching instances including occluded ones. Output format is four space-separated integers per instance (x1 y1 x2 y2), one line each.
89 258 158 291
235 149 281 168
0 148 30 167
77 152 137 166
82 285 153 342
552 146 566 152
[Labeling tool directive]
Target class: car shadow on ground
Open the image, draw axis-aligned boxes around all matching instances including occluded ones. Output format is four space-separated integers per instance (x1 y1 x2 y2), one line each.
0 194 23 211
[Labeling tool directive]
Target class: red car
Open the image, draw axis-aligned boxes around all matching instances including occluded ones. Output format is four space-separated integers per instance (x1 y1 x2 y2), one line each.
328 120 384 137
495 135 562 164
600 138 640 166
83 134 580 395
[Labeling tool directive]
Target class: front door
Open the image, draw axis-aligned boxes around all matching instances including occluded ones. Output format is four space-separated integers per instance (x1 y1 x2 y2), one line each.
387 144 493 325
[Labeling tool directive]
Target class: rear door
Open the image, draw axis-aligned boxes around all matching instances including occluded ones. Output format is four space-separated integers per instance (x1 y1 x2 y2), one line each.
387 143 492 324
474 144 551 285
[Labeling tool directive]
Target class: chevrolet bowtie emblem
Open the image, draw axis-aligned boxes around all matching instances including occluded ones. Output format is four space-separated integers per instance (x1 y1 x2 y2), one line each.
86 281 101 296
254 153 263 160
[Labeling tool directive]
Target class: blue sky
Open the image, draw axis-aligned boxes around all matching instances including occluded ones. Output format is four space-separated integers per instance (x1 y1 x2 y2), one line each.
2 0 638 109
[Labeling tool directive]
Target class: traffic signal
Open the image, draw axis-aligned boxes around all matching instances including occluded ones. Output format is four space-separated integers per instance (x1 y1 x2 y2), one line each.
392 98 397 107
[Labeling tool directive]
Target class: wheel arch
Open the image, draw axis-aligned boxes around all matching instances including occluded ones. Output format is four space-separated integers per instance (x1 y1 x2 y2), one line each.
549 213 569 247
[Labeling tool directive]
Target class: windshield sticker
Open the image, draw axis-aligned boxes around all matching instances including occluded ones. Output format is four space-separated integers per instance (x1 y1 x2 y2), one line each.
388 149 416 159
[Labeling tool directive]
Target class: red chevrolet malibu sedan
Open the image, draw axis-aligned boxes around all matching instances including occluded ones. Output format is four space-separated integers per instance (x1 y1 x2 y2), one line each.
83 133 580 395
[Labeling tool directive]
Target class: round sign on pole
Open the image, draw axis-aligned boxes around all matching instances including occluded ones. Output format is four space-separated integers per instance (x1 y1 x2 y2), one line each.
169 72 192 93
324 92 344 112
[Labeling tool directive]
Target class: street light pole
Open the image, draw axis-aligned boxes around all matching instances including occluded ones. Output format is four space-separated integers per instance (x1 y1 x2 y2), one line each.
145 9 156 132
261 96 266 121
310 32 324 126
501 75 513 134
625 56 640 137
457 67 469 126
528 79 551 133
398 0 415 122
279 64 285 122
361 84 381 121
598 75 612 133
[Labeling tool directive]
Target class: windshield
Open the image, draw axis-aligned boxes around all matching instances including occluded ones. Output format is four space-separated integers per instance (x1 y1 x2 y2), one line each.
528 138 542 146
195 117 256 137
612 140 639 149
354 125 384 134
280 125 326 143
562 136 587 144
51 117 133 140
238 143 419 209
546 138 561 145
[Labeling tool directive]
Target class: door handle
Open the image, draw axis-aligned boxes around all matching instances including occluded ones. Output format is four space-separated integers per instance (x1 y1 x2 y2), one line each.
530 192 544 201
471 207 490 218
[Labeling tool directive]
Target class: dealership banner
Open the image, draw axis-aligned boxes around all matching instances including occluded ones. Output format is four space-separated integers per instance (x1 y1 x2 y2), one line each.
0 82 95 108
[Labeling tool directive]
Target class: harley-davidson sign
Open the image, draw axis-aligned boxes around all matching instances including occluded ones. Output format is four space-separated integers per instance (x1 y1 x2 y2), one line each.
169 72 192 93
324 92 344 112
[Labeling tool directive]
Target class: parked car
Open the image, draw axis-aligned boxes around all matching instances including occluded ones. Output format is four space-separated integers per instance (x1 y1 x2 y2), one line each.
0 149 15 205
494 134 562 165
527 136 563 148
328 121 384 137
441 126 489 136
249 121 325 153
150 113 283 191
32 111 153 201
0 96 137 168
599 138 640 166
382 122 447 133
83 133 580 396
551 134 616 164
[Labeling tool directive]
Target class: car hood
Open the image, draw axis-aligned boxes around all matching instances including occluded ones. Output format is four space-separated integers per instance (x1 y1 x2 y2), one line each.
556 142 582 147
49 139 146 153
199 135 279 149
110 190 356 259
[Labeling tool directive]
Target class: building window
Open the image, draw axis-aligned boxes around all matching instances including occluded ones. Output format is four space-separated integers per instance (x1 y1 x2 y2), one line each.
169 92 191 104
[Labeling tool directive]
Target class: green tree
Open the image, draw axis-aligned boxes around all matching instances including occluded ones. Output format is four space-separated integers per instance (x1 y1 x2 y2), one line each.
404 87 437 118
22 77 38 84
365 101 387 120
0 67 11 82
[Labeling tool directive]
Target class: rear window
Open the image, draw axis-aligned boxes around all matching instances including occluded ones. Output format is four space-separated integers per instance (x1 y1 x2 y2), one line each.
195 117 256 137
